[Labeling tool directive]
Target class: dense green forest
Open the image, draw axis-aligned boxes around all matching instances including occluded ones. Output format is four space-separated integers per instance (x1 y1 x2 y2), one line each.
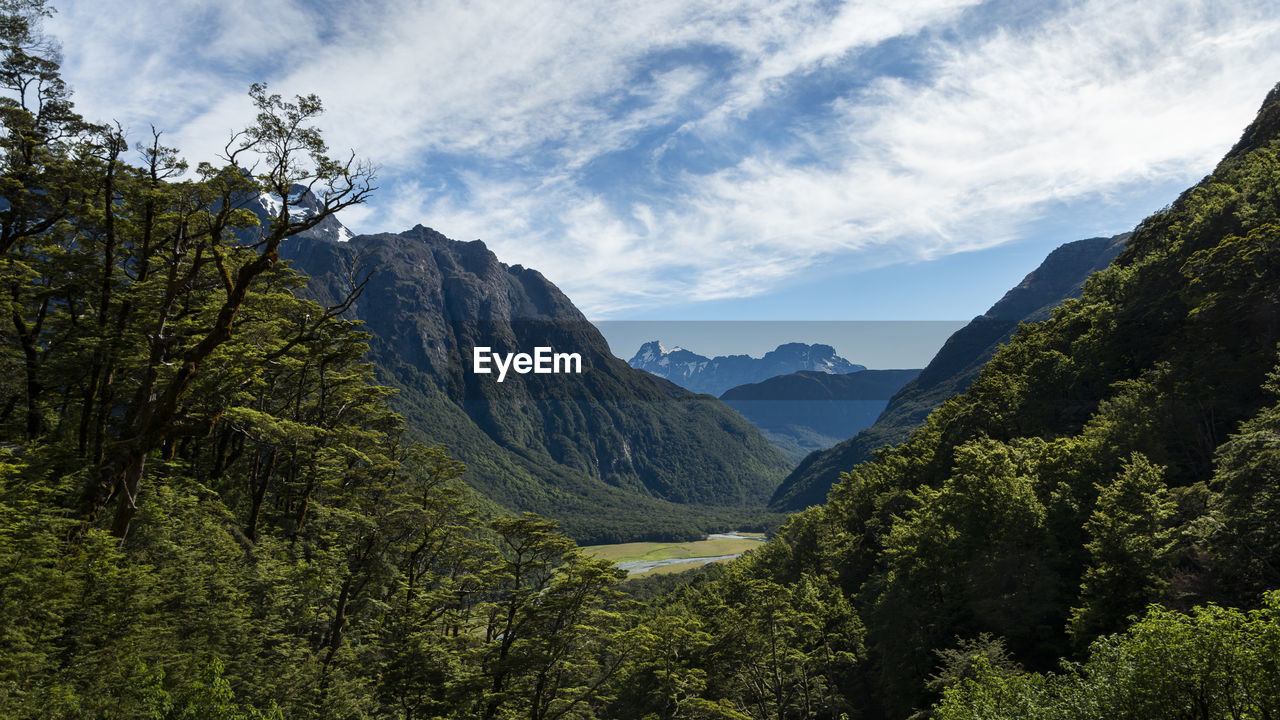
4 1 1280 717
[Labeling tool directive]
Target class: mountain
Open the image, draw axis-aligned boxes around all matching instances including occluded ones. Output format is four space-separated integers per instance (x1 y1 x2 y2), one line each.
277 224 790 543
719 369 920 464
629 341 866 396
721 81 1280 718
256 185 357 244
770 232 1128 510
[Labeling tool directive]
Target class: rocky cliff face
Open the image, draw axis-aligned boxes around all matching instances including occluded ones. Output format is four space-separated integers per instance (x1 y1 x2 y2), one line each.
769 233 1129 511
629 341 865 396
274 220 789 542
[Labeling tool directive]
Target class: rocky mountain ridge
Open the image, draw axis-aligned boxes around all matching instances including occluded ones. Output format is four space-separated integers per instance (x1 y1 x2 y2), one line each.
264 212 788 542
629 341 865 396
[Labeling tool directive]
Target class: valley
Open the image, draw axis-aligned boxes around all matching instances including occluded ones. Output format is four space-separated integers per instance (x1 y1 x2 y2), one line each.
6 3 1280 717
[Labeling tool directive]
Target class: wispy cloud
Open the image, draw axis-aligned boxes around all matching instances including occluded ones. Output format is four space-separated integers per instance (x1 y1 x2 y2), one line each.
51 0 1280 316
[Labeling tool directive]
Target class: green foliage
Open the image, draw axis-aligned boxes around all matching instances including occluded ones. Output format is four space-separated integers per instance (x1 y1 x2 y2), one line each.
711 83 1280 717
1068 453 1174 642
924 633 1022 698
1208 360 1280 599
0 5 648 717
140 659 284 720
6 3 1280 718
935 593 1280 720
868 438 1059 707
612 564 864 720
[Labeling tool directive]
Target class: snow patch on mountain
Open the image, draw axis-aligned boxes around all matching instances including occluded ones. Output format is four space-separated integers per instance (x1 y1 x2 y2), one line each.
628 341 866 396
245 185 355 245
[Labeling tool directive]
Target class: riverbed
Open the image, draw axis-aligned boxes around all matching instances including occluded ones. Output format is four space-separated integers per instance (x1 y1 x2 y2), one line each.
584 532 767 576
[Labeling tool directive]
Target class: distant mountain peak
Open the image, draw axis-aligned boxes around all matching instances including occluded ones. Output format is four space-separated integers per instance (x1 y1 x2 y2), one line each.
629 342 866 396
242 183 357 245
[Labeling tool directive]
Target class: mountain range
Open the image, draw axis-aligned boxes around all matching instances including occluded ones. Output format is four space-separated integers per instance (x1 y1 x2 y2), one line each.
629 341 865 396
11 15 1280 717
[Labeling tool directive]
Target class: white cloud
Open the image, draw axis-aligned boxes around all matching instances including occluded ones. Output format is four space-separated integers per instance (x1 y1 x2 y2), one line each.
508 0 1280 315
681 0 1280 271
52 0 321 138
48 0 1280 317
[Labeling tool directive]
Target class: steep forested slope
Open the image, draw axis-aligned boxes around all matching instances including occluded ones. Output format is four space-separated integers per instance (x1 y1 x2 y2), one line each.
771 233 1127 510
678 81 1280 717
0 12 667 715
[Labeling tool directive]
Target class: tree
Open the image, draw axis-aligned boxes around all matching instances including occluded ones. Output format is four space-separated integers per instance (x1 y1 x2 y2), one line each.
79 84 375 539
935 593 1280 720
868 438 1058 715
1209 355 1280 600
1068 452 1174 642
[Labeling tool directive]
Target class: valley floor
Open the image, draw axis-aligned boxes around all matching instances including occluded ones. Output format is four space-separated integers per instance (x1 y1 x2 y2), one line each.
583 532 765 577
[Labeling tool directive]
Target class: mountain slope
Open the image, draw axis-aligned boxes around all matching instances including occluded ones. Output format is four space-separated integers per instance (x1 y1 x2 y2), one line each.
770 232 1127 510
719 369 920 464
630 341 865 396
735 81 1280 717
280 225 789 542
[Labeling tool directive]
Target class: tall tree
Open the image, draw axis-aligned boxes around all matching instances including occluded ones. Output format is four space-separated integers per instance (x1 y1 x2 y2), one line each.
1068 452 1174 642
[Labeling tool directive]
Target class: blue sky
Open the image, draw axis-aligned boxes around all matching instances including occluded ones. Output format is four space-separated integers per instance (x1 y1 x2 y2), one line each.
49 0 1280 330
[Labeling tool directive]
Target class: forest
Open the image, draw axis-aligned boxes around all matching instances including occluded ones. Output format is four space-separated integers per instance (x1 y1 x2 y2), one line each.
3 1 1280 717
